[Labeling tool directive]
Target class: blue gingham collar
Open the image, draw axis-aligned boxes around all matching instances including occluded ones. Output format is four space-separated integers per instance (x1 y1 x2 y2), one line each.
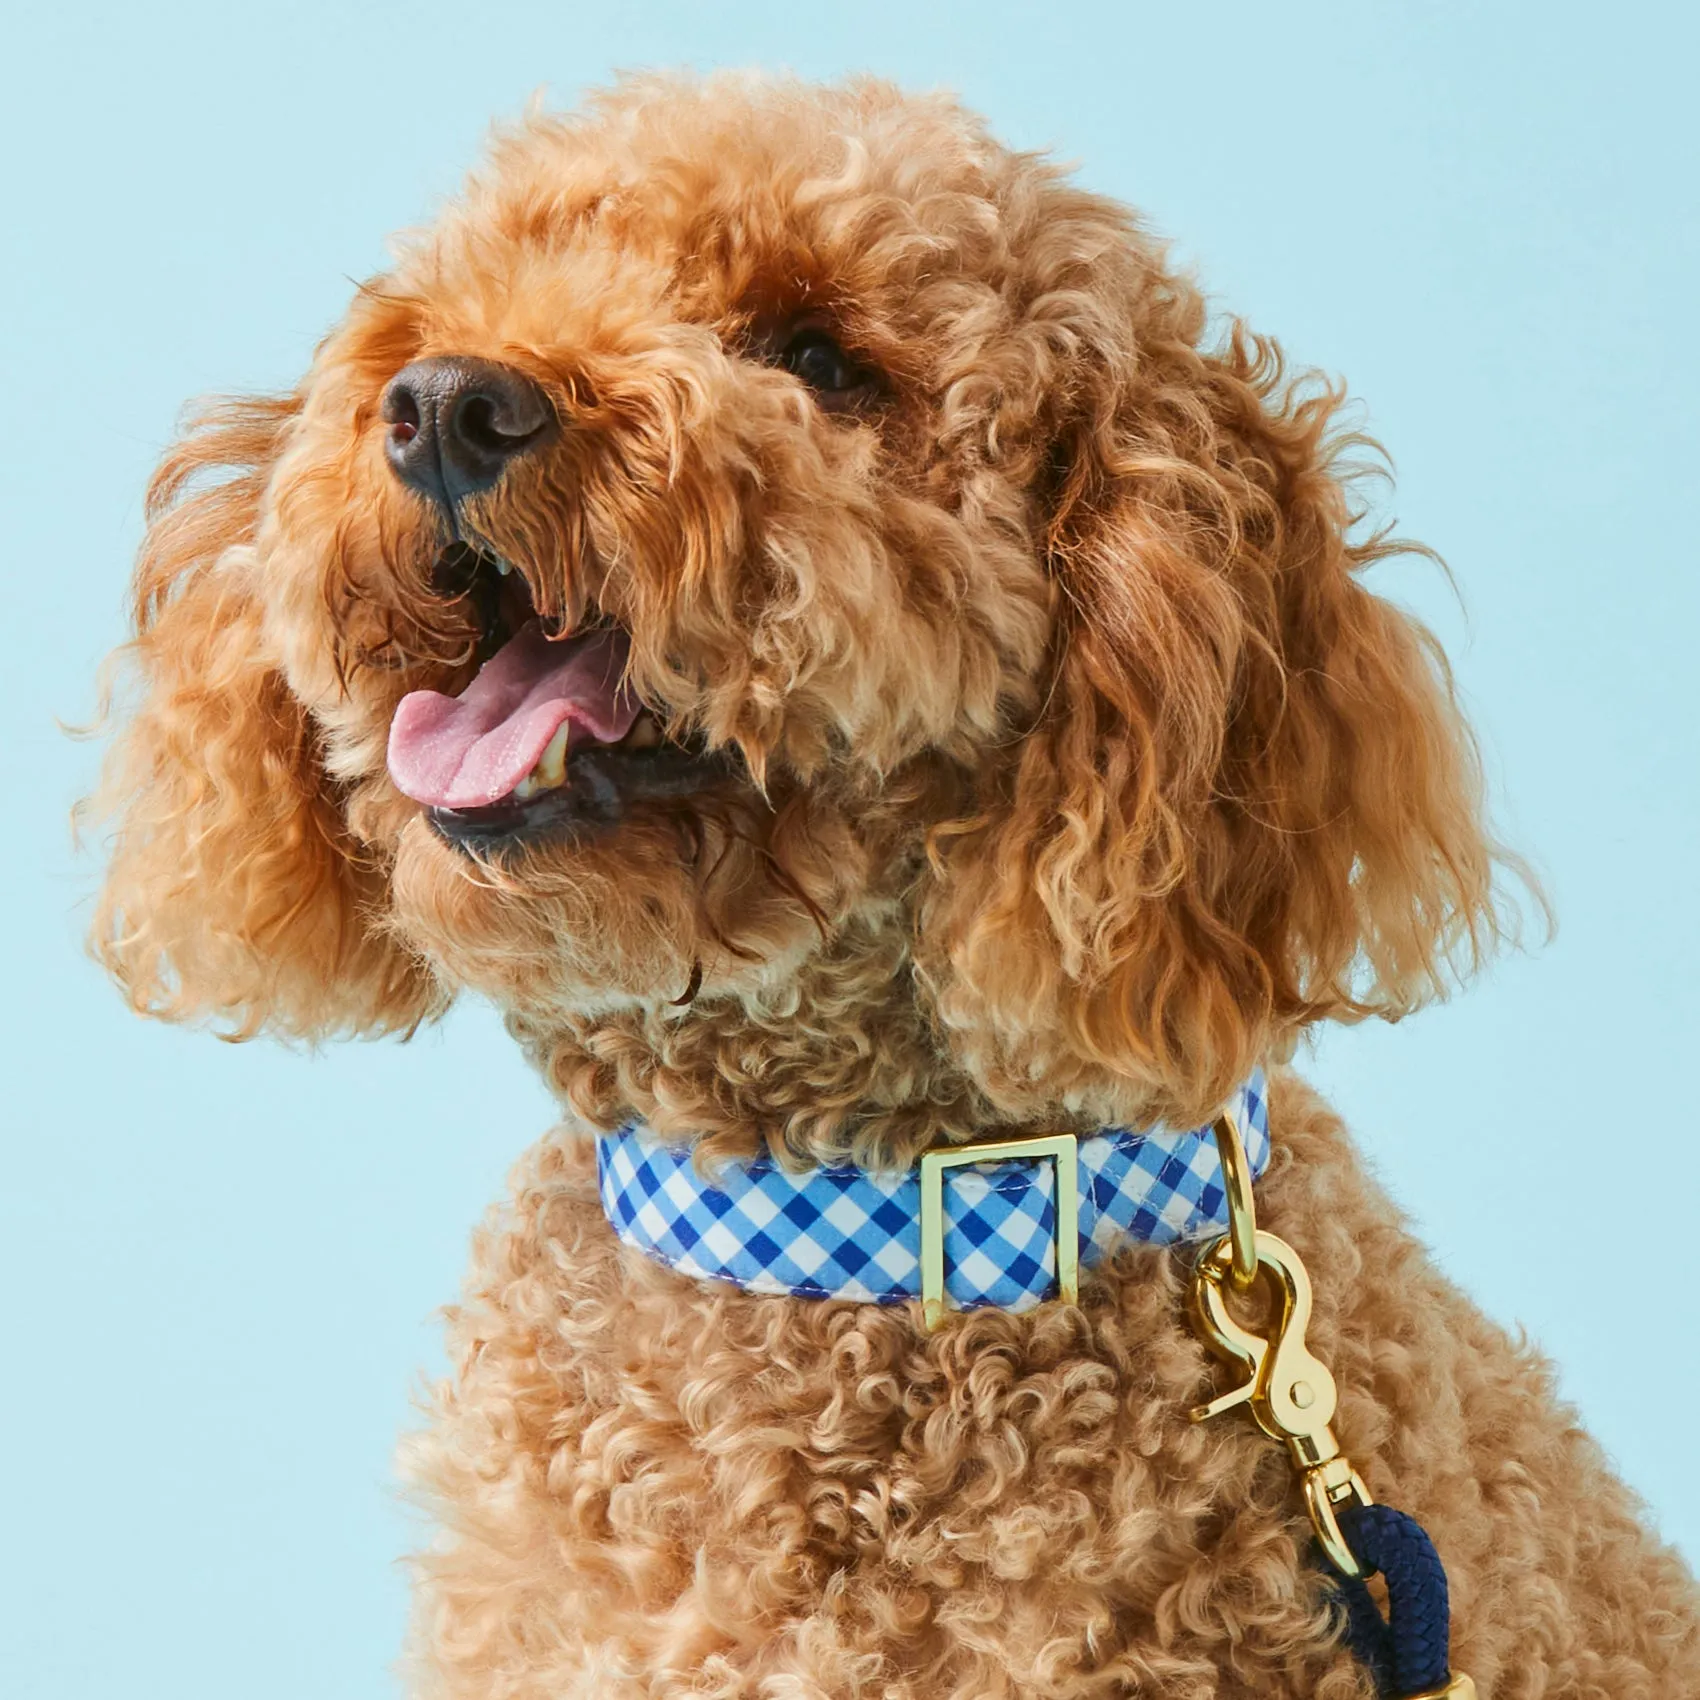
597 1070 1269 1316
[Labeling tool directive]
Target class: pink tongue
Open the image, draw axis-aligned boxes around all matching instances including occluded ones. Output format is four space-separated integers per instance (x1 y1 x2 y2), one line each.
387 622 642 808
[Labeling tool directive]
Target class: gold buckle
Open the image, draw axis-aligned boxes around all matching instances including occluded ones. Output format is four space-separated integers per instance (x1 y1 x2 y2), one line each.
919 1133 1079 1330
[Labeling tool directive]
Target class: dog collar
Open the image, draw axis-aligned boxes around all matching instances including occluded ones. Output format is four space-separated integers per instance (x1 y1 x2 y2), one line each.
596 1069 1269 1319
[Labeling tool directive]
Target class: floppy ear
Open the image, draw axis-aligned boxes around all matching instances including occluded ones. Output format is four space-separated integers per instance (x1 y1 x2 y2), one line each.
86 396 437 1040
919 285 1519 1125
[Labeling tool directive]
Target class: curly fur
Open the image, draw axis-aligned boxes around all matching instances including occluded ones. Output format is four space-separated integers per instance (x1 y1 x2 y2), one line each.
85 71 1697 1695
405 1076 1697 1699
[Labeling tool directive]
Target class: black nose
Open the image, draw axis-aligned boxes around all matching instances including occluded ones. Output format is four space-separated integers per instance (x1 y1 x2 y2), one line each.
381 357 555 507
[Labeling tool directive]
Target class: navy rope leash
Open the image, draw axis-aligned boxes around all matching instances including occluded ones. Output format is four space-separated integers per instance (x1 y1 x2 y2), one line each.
1331 1504 1454 1698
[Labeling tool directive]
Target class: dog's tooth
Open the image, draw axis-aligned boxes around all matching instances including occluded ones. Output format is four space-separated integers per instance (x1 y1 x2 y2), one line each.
513 773 541 802
534 721 571 789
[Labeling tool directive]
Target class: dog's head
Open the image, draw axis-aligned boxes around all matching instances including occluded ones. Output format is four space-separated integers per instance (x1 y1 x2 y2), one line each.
88 75 1509 1142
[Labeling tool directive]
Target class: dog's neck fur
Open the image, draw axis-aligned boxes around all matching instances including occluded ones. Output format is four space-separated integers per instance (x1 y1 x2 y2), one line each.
508 903 1093 1172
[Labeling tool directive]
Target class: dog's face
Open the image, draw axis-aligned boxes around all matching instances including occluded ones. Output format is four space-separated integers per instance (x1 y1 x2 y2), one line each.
254 80 1063 1022
91 75 1504 1137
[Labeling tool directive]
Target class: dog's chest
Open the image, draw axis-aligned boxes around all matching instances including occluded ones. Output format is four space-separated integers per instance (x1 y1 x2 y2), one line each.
408 1127 1377 1695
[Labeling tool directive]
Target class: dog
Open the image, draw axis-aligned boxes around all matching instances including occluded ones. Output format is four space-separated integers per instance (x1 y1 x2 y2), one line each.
88 72 1700 1697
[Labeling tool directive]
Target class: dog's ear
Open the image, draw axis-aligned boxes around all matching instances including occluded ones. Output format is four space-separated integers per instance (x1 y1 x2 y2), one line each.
85 396 437 1040
918 258 1519 1124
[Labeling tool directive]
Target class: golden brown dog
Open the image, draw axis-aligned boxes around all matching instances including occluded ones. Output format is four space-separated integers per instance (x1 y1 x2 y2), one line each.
88 72 1700 1697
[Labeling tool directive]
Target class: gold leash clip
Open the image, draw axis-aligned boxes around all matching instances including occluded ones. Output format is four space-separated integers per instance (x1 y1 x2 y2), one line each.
1190 1109 1475 1692
1190 1226 1375 1579
1190 1107 1373 1580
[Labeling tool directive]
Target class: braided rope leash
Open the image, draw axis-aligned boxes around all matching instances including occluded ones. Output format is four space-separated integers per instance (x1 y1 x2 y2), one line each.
1334 1504 1456 1697
1190 1112 1476 1700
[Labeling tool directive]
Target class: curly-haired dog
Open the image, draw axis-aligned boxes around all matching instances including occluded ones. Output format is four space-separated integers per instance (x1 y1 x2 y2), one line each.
89 73 1699 1697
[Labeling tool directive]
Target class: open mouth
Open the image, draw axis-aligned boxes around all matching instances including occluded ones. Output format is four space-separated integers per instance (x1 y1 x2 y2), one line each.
386 544 732 850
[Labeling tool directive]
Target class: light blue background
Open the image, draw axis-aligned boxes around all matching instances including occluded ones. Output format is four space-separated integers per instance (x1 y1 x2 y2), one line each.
4 4 1696 1696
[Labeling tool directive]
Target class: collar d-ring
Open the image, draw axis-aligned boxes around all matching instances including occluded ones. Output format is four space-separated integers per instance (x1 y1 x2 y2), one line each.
1212 1108 1259 1294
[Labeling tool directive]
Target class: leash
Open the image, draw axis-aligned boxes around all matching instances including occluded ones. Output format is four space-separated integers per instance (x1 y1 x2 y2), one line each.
1190 1110 1476 1699
1334 1504 1457 1695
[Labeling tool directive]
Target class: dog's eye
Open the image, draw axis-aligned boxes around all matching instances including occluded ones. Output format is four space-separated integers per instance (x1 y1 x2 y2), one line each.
776 326 876 410
782 329 855 391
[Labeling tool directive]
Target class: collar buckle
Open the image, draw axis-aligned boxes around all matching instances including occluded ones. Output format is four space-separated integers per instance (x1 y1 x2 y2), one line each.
919 1132 1081 1329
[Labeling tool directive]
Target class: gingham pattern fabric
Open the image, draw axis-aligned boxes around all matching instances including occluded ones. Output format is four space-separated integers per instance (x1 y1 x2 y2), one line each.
597 1069 1268 1314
